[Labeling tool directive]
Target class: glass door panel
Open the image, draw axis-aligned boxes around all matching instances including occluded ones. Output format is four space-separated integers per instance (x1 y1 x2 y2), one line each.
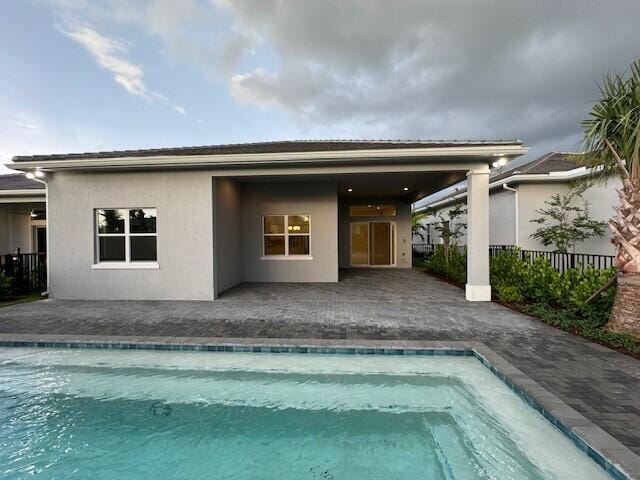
370 222 392 265
350 222 369 265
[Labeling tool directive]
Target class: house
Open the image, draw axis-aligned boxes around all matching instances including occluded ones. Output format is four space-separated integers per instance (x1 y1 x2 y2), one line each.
7 139 527 301
0 174 47 254
414 152 618 255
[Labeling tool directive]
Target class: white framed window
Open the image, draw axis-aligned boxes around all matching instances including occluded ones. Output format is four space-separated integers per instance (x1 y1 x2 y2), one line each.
95 208 158 267
262 214 311 258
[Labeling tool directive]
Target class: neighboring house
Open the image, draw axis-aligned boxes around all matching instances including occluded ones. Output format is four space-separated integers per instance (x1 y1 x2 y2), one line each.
415 152 618 255
0 174 47 254
8 139 527 301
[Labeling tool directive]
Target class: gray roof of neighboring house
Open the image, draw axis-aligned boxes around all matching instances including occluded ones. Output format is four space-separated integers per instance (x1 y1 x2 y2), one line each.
0 173 44 190
419 152 582 208
11 139 523 162
489 151 580 183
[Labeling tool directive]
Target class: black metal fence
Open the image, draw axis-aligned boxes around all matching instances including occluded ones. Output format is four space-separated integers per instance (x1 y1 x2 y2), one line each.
488 245 615 272
0 250 47 295
411 243 436 261
413 243 615 272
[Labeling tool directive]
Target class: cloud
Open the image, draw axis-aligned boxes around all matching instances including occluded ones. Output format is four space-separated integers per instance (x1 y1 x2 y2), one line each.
49 0 640 159
174 105 186 115
14 121 39 131
219 0 640 157
62 24 150 98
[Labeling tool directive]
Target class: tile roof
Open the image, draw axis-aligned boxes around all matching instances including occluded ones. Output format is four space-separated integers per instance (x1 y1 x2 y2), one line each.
488 151 580 184
0 174 44 191
11 139 522 163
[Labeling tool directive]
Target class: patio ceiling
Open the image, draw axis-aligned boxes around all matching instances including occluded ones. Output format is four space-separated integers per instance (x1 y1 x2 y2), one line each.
235 170 467 202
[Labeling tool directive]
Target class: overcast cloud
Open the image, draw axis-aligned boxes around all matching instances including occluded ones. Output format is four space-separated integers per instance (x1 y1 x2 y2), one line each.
2 0 639 173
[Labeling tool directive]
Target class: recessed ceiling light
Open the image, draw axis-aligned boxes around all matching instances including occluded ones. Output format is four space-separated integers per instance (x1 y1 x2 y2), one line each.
25 172 35 179
347 188 353 192
35 170 45 178
403 187 409 191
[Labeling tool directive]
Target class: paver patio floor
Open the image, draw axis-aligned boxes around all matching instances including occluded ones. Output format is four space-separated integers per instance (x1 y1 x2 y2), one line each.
0 268 639 459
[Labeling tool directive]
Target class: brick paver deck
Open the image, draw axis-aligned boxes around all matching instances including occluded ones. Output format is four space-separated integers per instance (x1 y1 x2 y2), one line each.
0 268 639 459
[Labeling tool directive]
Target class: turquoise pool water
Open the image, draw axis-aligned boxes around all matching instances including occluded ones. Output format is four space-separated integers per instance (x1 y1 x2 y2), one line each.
0 348 611 479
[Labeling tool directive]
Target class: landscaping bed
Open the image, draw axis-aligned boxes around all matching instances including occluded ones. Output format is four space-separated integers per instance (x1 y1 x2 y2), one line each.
418 247 640 358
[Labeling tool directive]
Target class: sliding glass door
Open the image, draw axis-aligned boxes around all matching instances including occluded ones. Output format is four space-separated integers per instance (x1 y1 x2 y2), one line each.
350 222 396 266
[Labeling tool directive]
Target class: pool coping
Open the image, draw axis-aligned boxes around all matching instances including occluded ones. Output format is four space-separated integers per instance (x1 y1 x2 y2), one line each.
0 333 638 479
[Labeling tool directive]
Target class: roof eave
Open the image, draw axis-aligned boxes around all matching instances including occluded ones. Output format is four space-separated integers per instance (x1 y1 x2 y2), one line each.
7 144 528 172
416 166 592 212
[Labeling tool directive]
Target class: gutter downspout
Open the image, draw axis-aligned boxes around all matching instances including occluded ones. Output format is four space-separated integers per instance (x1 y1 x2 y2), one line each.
30 176 49 297
502 183 518 245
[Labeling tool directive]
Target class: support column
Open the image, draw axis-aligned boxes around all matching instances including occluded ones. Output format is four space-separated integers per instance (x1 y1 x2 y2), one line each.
466 168 491 301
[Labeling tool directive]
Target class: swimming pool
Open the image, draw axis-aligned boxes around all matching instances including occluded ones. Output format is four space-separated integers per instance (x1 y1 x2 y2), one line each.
0 347 615 479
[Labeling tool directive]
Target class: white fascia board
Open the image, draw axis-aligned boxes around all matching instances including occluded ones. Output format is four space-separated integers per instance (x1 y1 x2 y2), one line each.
0 190 46 203
416 167 593 212
7 144 528 172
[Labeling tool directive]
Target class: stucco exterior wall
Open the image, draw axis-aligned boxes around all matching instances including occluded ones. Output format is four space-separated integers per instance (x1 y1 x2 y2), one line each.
575 177 618 255
518 180 616 255
418 177 617 255
213 178 243 296
339 198 412 268
0 203 43 253
241 181 339 282
488 190 516 245
47 171 215 300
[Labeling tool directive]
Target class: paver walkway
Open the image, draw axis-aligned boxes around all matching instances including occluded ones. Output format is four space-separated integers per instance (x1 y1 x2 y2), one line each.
0 268 639 458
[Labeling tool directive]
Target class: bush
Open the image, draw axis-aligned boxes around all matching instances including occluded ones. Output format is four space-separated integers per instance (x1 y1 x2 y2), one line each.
494 283 524 303
425 245 466 284
0 271 12 300
560 266 617 326
426 246 635 356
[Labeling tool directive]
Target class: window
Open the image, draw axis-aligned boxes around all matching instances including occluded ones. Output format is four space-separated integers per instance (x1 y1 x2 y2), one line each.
96 208 157 264
349 204 397 217
263 215 310 257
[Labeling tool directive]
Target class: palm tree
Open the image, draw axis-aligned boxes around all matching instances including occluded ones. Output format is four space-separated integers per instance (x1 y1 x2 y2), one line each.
579 59 640 337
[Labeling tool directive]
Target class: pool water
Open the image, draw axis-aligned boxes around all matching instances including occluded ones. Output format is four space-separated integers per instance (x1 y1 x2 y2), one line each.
0 348 611 479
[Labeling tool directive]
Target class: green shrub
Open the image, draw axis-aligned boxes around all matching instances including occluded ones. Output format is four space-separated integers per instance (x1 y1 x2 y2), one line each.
425 245 466 284
563 266 616 326
520 256 564 303
494 283 524 303
0 272 12 300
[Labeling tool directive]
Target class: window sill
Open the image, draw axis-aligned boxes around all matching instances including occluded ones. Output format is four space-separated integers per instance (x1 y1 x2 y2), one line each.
260 256 314 261
91 262 160 270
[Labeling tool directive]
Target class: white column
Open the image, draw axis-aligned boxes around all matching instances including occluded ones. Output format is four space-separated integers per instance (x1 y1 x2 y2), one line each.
466 168 491 301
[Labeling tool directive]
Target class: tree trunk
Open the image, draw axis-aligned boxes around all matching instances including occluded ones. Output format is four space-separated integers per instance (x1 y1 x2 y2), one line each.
608 274 640 338
606 178 640 337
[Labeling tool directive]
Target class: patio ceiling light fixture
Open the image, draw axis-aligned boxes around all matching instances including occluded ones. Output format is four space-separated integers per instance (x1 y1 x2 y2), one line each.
35 170 45 178
25 172 35 179
347 187 353 192
403 187 409 191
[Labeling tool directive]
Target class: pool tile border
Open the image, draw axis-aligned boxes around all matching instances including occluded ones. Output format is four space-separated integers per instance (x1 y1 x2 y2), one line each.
0 334 637 479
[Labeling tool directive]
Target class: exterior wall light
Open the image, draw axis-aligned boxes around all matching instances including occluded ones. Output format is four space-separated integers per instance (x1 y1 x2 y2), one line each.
492 157 508 168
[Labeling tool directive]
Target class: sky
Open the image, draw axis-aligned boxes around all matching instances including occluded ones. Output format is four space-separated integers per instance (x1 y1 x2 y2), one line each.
1 0 639 176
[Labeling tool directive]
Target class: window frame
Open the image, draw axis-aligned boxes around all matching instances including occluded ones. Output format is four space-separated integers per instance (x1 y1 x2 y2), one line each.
261 214 312 259
94 208 159 268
